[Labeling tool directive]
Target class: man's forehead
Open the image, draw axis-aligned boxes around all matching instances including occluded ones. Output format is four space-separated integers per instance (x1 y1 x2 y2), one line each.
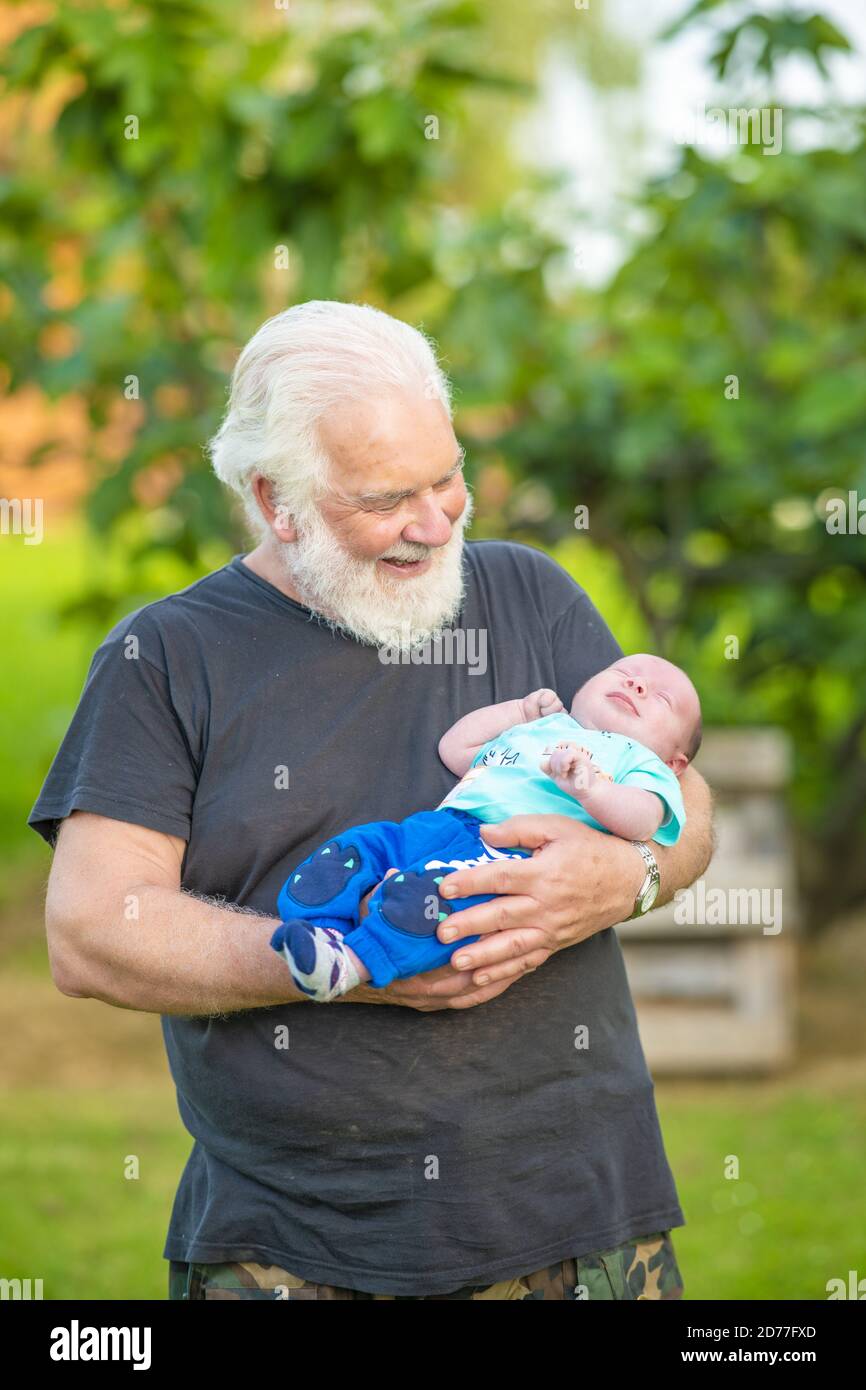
317 392 459 492
320 390 449 451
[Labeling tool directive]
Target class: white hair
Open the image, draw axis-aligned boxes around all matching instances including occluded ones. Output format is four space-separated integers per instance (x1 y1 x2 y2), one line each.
206 300 453 537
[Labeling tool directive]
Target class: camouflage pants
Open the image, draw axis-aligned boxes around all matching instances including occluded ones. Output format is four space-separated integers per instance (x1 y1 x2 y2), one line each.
168 1230 683 1300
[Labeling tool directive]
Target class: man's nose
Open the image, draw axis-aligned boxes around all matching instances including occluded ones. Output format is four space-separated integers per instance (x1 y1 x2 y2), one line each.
401 494 456 549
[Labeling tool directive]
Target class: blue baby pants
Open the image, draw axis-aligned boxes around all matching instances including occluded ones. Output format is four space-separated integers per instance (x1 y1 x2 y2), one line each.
275 807 531 988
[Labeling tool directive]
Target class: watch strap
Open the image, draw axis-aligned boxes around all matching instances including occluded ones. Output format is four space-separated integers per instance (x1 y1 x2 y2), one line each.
628 840 660 919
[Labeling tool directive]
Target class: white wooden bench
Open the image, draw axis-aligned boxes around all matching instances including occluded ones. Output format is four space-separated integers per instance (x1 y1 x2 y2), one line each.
617 728 798 1075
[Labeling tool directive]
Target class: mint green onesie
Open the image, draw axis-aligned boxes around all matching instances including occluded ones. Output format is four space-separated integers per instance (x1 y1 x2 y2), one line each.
436 713 685 846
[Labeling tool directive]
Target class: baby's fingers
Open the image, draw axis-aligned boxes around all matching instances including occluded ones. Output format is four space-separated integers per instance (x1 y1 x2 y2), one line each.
549 749 576 777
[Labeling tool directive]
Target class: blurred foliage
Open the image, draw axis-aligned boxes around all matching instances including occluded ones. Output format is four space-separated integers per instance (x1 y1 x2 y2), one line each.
509 133 866 924
2 0 865 923
1 0 532 566
662 0 852 78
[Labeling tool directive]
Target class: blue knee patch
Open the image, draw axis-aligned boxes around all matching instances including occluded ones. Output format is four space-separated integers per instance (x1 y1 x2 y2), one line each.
378 867 453 938
283 840 363 907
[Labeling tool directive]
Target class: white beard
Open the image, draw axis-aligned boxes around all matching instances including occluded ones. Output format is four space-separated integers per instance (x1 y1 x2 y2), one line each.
278 490 474 653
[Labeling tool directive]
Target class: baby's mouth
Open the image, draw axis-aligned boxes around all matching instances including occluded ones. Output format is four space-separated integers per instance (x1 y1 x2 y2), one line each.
607 690 639 716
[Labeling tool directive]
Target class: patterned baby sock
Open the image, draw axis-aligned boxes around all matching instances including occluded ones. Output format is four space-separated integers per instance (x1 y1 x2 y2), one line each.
270 920 364 1002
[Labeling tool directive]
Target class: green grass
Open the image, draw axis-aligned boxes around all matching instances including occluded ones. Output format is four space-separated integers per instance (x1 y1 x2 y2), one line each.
0 1079 863 1299
0 1087 187 1301
658 1078 866 1300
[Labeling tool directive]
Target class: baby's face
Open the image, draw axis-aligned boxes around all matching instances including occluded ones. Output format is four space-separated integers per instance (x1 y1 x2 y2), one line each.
570 654 700 772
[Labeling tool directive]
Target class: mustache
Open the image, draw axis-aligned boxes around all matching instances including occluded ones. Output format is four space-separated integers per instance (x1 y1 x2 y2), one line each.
379 545 432 562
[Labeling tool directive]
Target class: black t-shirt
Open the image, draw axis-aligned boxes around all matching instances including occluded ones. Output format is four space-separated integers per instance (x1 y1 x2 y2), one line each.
29 540 684 1295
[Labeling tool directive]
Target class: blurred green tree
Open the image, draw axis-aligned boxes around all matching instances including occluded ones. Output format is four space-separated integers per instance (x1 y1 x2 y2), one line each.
495 3 866 923
1 0 529 569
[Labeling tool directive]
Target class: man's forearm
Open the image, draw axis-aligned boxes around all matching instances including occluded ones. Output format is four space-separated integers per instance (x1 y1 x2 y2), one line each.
650 765 715 908
55 883 314 1016
47 811 394 1015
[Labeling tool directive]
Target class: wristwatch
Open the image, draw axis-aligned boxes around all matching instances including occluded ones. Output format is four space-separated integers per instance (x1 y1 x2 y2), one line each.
627 841 660 919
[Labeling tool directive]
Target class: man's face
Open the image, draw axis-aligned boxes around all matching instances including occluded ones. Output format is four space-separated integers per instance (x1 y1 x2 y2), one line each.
277 389 472 649
570 654 700 771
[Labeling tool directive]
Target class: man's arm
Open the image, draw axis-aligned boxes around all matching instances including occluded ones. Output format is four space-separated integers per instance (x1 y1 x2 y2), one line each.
652 763 715 908
45 812 315 1015
44 811 529 1016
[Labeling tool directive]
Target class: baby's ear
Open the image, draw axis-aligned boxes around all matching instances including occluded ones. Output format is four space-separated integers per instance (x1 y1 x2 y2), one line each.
666 751 689 777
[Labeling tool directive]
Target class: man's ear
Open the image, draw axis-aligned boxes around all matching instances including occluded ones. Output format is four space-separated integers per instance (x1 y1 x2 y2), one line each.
251 474 298 542
666 751 689 777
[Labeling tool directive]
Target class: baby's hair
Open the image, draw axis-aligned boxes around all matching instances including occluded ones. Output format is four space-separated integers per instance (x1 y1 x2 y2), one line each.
685 715 703 764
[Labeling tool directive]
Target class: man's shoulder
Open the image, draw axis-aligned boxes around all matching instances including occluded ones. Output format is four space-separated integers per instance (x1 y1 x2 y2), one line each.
99 563 238 660
466 539 588 617
467 536 576 577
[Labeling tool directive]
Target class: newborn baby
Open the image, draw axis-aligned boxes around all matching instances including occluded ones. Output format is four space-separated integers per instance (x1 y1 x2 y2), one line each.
270 653 701 1001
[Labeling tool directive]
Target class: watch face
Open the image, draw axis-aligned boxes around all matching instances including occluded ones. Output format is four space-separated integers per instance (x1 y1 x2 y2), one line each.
642 879 660 913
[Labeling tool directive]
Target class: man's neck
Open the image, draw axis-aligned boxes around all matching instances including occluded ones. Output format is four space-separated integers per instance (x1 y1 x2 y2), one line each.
241 541 308 607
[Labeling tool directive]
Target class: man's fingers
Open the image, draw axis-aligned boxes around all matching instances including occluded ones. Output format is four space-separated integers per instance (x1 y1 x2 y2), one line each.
446 976 517 1009
394 962 480 997
436 813 585 910
470 947 551 986
437 892 538 941
440 854 533 902
447 925 548 974
391 964 512 1009
476 814 573 851
359 866 400 919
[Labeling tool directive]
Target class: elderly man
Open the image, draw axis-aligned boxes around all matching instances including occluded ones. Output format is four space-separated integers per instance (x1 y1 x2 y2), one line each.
31 301 713 1301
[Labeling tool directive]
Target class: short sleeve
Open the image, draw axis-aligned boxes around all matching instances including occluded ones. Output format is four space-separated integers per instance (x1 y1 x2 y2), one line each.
548 583 623 697
470 724 523 768
28 621 199 847
468 541 623 695
618 755 686 847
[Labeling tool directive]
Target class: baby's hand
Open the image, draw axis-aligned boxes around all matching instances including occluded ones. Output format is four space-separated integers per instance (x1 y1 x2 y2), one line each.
521 688 565 722
540 742 606 798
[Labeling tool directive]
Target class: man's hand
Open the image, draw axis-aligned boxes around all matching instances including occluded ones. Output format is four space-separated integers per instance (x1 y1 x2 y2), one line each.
344 965 522 1012
359 869 398 920
428 814 645 987
520 688 565 722
353 869 521 1010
